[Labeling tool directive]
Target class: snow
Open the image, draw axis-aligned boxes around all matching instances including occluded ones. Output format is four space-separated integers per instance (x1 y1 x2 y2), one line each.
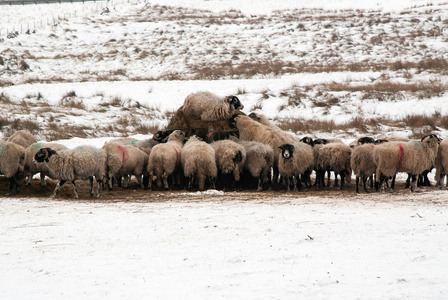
1 193 448 299
1 0 448 298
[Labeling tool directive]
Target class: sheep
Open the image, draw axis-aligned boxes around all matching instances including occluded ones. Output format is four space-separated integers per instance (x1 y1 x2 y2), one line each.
147 130 185 190
181 135 217 191
24 142 69 186
210 139 246 191
316 143 352 190
166 104 245 141
350 143 377 193
435 140 448 188
0 141 26 195
102 142 149 190
231 115 294 184
6 130 38 149
34 145 106 198
278 142 314 191
182 91 244 121
249 112 302 143
233 139 274 191
373 134 441 192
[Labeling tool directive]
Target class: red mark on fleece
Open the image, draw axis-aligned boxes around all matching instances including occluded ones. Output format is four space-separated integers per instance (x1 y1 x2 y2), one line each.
185 94 196 107
172 146 179 162
117 145 128 163
398 144 405 168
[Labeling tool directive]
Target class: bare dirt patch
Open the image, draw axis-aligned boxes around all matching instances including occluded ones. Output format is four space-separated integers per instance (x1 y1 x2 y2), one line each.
2 177 446 205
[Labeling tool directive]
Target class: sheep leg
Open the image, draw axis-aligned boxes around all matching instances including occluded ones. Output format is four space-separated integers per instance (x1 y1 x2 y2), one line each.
405 174 411 189
326 170 331 187
208 176 216 190
188 175 194 191
355 176 360 193
294 176 300 192
89 177 94 196
136 175 144 189
369 175 374 189
338 173 345 190
107 173 113 191
71 181 79 199
162 171 169 190
52 180 67 197
96 178 101 198
390 175 396 192
363 176 370 193
6 177 18 196
410 175 417 192
257 174 263 192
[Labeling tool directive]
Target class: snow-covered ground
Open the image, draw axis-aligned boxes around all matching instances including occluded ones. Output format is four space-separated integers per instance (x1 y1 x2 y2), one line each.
1 192 448 299
1 0 448 298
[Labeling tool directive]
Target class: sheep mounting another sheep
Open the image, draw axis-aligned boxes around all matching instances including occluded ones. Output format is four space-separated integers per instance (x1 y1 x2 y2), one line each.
166 91 246 141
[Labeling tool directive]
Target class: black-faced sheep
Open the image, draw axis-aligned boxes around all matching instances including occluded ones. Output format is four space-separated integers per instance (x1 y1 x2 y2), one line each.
6 130 38 149
24 142 69 186
211 139 246 191
181 135 217 191
373 134 441 192
278 142 314 191
182 91 244 121
147 130 185 190
34 146 106 198
0 141 26 195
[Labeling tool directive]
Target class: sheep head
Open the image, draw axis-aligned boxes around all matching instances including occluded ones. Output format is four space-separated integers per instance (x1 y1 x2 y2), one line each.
167 130 186 143
154 130 172 143
314 138 329 145
226 95 244 111
300 136 314 146
34 147 57 163
357 136 375 145
279 144 294 159
421 134 442 147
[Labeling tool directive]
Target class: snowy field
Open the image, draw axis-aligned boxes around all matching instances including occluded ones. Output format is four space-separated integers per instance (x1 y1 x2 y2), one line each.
1 192 448 299
1 0 448 298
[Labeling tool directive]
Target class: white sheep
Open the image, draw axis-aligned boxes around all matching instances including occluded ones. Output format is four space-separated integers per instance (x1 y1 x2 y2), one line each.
350 143 377 193
6 130 38 149
182 91 244 121
235 139 274 191
435 140 448 188
181 135 217 191
0 141 26 195
211 139 246 190
34 145 106 198
249 112 302 141
278 142 314 191
316 143 352 190
232 115 294 184
147 130 185 190
102 142 149 190
373 134 441 192
24 142 69 186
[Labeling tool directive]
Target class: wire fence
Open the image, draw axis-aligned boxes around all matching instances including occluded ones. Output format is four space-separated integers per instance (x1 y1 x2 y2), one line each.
0 0 108 5
0 0 139 38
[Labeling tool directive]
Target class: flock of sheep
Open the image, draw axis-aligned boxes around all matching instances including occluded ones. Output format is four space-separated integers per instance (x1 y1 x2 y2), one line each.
0 91 446 198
